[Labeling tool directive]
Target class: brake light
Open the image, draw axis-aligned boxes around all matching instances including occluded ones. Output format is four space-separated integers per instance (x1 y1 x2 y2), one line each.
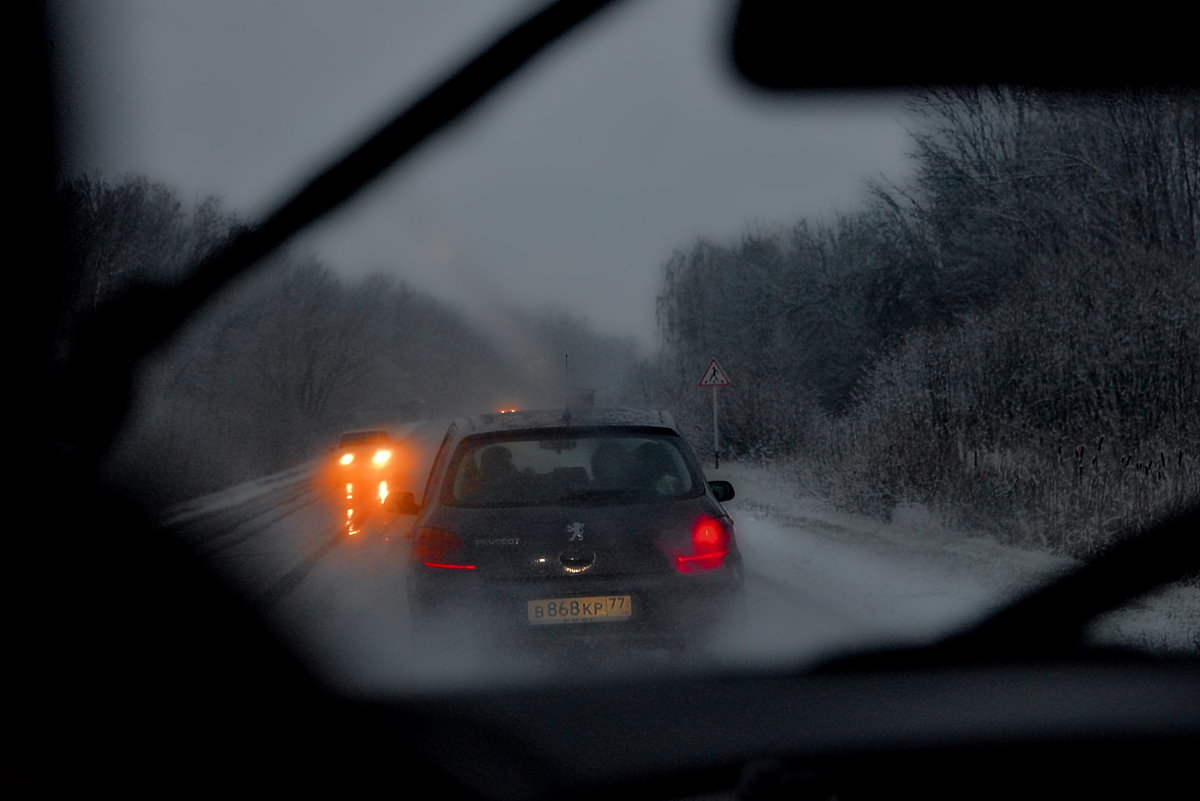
371 448 392 467
414 527 476 570
339 453 354 465
675 515 730 573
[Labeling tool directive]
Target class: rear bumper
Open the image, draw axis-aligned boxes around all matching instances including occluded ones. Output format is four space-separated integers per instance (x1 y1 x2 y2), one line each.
407 567 743 646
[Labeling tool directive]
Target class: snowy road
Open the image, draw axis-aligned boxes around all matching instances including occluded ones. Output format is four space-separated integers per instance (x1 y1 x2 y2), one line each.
159 459 1199 692
709 462 1066 667
712 460 1199 665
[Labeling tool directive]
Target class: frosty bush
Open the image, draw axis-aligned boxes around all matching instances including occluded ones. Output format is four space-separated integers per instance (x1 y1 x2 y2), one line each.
800 247 1199 556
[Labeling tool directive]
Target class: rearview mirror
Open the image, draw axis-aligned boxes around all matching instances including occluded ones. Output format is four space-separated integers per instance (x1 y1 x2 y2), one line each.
730 1 1199 90
708 480 735 502
384 492 421 516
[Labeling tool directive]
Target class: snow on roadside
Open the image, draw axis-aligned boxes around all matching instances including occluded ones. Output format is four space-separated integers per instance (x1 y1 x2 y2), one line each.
158 460 319 525
709 459 1200 658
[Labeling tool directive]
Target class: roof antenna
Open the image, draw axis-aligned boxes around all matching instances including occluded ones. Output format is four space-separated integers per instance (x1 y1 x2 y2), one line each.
562 353 572 423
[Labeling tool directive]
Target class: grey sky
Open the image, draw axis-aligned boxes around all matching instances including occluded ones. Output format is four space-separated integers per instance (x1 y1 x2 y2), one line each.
54 0 914 349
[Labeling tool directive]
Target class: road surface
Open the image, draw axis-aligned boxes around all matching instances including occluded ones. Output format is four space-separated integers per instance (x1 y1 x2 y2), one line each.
159 458 1200 692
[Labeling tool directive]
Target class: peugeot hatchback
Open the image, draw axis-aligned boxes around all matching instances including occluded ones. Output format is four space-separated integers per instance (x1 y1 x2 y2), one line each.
391 407 744 656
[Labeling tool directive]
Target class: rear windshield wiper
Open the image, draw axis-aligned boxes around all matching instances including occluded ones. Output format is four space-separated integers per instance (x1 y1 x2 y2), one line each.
558 488 654 504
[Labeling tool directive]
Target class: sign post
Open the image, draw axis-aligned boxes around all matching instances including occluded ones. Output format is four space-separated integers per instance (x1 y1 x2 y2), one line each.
697 358 731 469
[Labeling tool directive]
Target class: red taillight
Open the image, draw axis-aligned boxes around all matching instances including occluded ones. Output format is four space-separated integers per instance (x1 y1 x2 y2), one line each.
675 515 730 573
414 527 476 570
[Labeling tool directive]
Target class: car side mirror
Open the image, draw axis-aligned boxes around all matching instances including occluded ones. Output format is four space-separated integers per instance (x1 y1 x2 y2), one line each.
384 491 421 516
708 480 735 502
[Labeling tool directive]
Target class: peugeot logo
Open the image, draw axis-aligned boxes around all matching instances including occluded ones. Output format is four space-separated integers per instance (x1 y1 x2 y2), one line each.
566 522 585 542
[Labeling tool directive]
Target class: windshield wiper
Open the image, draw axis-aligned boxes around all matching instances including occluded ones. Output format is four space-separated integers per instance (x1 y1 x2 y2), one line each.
818 499 1200 671
939 500 1200 656
558 488 654 505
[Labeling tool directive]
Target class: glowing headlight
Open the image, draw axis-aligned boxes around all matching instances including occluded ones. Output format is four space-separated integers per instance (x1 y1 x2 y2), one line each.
339 453 354 465
372 449 392 467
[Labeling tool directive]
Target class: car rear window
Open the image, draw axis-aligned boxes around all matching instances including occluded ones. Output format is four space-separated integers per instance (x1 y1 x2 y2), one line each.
445 431 701 507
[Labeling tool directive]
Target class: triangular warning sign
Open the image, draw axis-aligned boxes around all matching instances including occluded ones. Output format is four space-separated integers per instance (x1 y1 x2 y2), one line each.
698 358 731 386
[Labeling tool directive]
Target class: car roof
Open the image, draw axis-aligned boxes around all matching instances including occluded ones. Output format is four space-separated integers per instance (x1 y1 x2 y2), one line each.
449 407 678 437
336 429 392 443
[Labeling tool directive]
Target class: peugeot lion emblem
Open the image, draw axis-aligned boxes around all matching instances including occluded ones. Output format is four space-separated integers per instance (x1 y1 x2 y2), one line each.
566 522 585 542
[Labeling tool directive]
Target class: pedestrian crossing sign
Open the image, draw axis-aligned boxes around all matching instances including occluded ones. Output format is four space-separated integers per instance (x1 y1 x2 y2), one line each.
698 358 731 386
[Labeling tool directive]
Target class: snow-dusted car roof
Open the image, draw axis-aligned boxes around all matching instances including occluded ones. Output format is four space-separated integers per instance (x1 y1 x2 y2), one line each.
453 407 678 436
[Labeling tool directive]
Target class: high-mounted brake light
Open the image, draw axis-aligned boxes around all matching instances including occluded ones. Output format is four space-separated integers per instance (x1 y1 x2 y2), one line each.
675 515 730 573
414 527 476 570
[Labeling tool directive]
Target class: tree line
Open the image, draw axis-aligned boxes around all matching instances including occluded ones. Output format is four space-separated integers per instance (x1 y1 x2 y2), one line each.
649 87 1199 556
56 175 641 509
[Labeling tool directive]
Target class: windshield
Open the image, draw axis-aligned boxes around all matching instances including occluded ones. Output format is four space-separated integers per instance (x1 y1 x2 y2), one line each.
447 431 699 506
48 0 1199 695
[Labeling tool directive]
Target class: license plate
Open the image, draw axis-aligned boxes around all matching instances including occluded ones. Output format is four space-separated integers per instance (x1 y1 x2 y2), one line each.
527 595 632 625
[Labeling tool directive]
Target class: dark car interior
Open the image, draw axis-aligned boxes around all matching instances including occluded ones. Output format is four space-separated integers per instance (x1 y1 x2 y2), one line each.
13 1 1199 798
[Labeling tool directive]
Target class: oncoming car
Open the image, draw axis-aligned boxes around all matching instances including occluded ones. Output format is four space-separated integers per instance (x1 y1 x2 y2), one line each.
388 407 744 656
328 428 397 533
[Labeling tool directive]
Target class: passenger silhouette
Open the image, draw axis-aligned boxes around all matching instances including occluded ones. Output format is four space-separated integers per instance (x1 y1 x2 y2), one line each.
632 441 684 495
590 441 631 489
476 445 518 499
